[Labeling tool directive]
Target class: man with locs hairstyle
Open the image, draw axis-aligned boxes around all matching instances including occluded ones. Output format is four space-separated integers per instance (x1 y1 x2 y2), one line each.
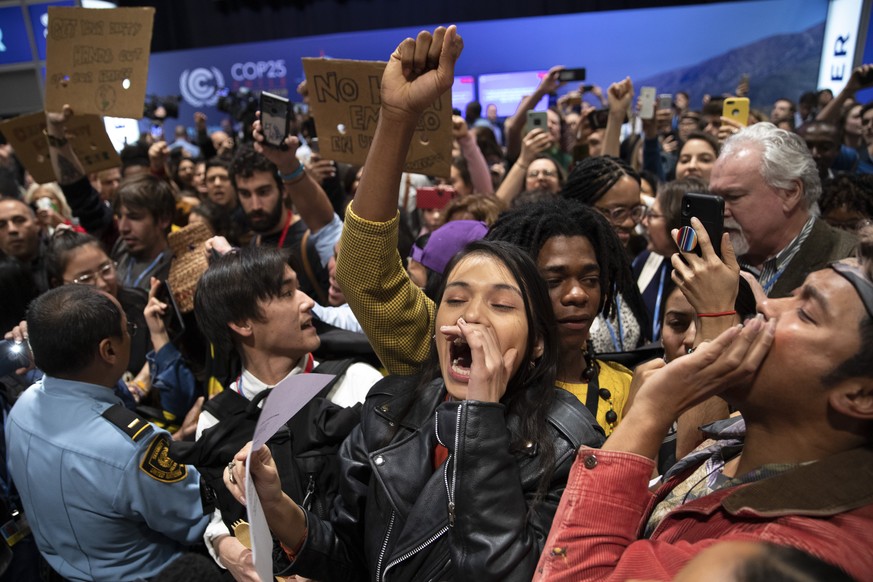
709 122 856 298
5 285 208 581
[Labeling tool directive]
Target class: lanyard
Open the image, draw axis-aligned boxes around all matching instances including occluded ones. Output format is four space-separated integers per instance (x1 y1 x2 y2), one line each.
258 211 294 249
235 353 315 396
604 296 625 352
652 265 667 341
125 251 165 288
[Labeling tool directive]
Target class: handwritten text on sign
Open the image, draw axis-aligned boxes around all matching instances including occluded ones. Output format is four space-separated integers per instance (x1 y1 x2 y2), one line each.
45 7 155 119
302 58 451 177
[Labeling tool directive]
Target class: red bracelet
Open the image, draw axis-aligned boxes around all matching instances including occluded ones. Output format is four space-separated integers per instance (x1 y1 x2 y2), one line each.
697 310 737 318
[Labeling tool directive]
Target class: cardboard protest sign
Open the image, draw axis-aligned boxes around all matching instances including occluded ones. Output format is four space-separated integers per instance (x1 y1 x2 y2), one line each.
302 58 452 177
45 7 155 119
0 112 121 184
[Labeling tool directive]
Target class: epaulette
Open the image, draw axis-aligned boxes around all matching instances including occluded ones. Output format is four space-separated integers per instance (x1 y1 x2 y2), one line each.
101 403 154 443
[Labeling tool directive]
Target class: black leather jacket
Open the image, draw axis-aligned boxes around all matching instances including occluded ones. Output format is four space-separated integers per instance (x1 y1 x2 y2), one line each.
285 375 605 582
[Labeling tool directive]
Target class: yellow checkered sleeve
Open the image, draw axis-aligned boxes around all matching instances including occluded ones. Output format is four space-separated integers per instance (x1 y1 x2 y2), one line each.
336 205 435 375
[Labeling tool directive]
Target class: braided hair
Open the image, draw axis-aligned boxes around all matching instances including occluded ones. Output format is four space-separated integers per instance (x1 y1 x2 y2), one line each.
486 197 637 320
561 155 641 206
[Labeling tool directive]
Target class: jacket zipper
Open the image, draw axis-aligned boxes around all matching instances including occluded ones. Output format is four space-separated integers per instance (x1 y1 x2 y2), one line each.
446 405 462 527
381 525 449 582
376 511 395 582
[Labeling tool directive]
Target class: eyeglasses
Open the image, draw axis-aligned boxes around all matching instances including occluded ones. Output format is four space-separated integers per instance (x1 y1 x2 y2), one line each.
127 321 138 336
66 262 116 286
527 169 558 179
595 204 646 225
644 208 665 220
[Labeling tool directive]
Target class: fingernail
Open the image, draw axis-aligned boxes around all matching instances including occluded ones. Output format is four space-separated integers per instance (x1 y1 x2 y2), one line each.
458 317 467 325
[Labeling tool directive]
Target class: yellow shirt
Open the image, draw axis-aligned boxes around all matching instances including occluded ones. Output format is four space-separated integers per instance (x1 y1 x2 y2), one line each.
555 360 633 435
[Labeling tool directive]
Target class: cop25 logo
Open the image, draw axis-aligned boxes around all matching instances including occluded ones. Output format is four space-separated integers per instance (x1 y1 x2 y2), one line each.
179 67 225 107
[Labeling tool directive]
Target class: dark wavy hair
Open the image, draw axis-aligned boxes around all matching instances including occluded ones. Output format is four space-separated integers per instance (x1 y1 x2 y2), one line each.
194 246 288 364
229 145 281 192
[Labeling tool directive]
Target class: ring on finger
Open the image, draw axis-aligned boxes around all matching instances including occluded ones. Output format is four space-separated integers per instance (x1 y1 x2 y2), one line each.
227 461 236 485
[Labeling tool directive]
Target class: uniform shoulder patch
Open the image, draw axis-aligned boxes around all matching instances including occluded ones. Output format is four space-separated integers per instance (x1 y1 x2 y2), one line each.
140 435 188 483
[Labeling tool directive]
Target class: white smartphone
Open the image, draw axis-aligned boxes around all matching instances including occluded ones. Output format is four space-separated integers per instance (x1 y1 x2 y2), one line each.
639 87 656 120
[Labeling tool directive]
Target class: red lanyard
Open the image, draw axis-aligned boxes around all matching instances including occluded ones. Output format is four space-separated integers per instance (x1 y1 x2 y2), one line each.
277 211 294 249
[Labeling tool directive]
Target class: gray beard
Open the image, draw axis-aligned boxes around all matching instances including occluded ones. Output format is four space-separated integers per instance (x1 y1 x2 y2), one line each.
724 217 750 258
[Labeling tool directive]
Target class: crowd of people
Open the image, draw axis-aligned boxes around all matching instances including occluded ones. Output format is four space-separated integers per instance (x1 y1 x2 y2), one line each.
0 23 872 582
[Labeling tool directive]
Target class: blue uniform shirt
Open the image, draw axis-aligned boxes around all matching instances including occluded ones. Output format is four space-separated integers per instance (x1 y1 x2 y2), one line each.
4 376 209 582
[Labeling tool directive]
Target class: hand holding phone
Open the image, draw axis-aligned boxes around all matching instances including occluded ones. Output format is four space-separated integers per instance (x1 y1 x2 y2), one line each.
259 91 291 149
524 111 549 135
557 68 586 83
723 97 749 127
680 193 725 258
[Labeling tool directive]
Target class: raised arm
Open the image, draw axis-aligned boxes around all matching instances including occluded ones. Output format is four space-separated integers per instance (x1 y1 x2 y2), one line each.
45 105 114 235
251 117 335 233
603 77 633 158
504 66 565 162
335 27 463 374
453 115 494 194
816 64 873 125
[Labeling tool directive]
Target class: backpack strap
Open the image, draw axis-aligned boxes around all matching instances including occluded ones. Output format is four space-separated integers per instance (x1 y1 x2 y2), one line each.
310 358 360 399
298 230 330 306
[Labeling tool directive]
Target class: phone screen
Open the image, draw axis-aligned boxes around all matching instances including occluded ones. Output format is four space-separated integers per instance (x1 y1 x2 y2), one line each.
260 92 290 148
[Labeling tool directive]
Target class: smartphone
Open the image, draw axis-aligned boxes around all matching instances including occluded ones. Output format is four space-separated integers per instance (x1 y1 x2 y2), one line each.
156 280 186 341
639 87 656 120
587 109 611 130
723 97 750 126
416 186 457 210
557 68 586 82
581 85 595 92
259 91 291 149
680 193 725 257
524 111 548 135
149 124 163 140
657 94 673 111
309 137 320 154
740 73 750 87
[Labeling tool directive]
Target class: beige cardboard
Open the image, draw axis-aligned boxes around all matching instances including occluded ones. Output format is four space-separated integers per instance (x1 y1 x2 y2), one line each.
0 112 121 184
45 7 155 119
302 58 451 177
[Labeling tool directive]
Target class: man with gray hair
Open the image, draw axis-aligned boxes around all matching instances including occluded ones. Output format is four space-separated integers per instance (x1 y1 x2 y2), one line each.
709 122 856 297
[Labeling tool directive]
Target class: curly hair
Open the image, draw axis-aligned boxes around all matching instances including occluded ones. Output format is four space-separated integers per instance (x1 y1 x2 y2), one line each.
229 145 281 192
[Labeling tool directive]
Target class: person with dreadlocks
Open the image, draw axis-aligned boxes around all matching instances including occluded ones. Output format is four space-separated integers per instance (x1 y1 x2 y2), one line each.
484 198 637 433
559 155 650 353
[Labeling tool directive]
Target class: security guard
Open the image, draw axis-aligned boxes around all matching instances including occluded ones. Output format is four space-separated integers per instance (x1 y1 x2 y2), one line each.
4 286 209 582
